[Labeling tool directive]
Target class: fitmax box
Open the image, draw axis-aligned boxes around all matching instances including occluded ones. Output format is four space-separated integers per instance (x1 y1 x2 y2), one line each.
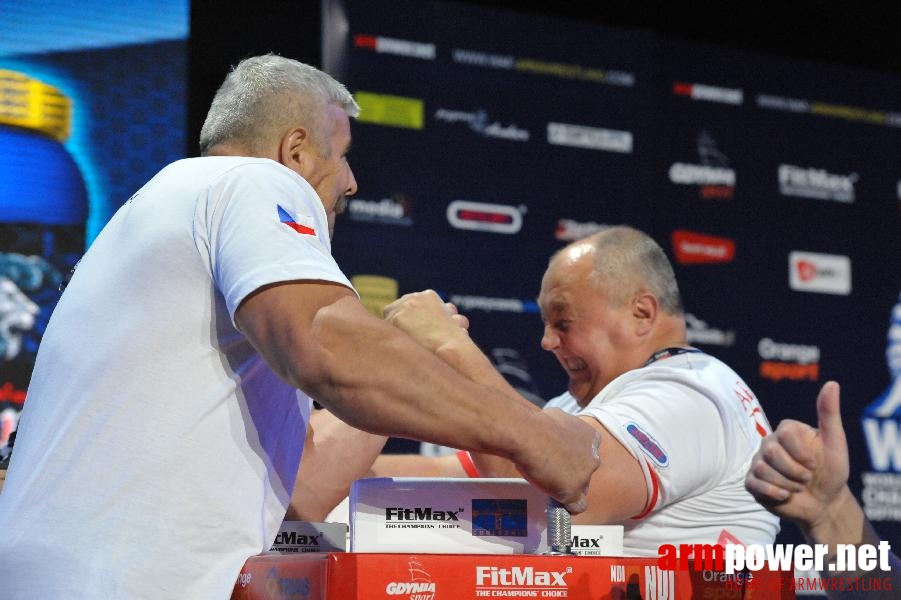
350 477 555 554
570 524 624 556
269 521 347 554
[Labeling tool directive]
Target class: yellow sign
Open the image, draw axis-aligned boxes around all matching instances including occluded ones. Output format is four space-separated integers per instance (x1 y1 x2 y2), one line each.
352 275 399 318
355 91 424 129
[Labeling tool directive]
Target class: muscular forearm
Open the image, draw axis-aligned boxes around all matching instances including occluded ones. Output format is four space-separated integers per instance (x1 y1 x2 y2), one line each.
239 287 535 459
308 297 542 458
433 340 523 403
396 311 536 477
382 289 524 403
288 409 388 521
239 284 599 512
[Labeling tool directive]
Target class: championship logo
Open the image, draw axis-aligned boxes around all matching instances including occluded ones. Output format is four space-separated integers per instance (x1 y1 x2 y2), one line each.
861 291 901 522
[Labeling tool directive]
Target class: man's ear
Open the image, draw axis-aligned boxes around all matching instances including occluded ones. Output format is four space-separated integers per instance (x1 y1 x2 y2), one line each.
279 126 309 173
632 292 658 336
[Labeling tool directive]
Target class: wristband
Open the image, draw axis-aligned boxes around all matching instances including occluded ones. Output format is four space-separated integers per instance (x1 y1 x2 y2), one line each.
456 450 481 478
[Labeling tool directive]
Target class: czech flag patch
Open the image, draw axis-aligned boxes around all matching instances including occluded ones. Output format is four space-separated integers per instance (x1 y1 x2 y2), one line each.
278 204 316 236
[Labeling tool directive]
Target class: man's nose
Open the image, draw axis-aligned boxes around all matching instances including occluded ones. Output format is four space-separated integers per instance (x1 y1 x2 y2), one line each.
540 327 559 351
345 164 358 196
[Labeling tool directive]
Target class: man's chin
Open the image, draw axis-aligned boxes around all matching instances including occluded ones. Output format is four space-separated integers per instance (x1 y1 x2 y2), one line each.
568 379 597 406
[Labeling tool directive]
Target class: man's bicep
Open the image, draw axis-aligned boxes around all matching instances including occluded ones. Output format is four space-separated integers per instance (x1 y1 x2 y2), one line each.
234 280 356 387
576 416 648 524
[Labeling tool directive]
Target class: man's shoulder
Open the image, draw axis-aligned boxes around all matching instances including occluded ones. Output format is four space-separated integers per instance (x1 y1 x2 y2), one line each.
639 349 737 380
600 352 749 401
155 157 315 198
159 156 288 177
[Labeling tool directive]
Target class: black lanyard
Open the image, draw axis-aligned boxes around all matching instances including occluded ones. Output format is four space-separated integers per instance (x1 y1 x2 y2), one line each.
643 346 703 367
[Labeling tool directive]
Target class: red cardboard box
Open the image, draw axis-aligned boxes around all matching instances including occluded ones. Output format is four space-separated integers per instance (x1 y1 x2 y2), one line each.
233 553 794 599
232 552 328 600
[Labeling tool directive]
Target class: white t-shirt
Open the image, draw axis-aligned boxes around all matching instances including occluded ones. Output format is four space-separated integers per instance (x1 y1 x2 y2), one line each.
550 349 780 556
0 157 353 599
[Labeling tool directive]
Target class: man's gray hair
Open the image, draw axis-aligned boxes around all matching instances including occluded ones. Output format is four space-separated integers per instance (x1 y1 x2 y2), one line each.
198 53 360 156
559 225 684 315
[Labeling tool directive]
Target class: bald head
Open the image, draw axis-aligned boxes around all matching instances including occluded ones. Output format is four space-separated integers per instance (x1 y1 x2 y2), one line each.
538 226 689 403
552 225 683 316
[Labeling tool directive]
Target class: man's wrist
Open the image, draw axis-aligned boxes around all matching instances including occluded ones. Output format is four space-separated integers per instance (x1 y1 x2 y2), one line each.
805 486 866 549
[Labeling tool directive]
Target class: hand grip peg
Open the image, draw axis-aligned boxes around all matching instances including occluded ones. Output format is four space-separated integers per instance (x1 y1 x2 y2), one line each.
545 498 574 555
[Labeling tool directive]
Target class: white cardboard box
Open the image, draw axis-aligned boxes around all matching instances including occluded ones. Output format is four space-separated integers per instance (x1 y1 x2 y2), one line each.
269 521 348 554
349 477 553 554
570 524 624 556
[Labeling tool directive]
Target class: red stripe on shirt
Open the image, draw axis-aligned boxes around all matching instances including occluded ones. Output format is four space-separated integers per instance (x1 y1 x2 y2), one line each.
631 458 660 520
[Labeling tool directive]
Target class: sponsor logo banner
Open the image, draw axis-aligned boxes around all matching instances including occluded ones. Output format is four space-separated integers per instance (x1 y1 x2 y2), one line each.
672 230 735 264
758 337 821 382
353 34 436 60
673 81 744 105
668 130 736 199
685 313 735 347
547 122 633 153
788 251 851 295
347 194 413 226
758 92 901 128
778 164 857 203
449 295 539 314
668 163 735 186
554 219 609 241
434 108 529 141
447 200 524 234
452 47 635 86
355 91 424 129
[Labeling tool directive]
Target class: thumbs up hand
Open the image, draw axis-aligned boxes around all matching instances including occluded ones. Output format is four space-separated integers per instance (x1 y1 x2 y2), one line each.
744 381 851 529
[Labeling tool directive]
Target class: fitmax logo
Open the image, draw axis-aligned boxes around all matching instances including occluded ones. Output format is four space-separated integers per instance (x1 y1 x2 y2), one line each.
273 532 320 545
475 566 571 586
572 536 601 549
385 507 463 521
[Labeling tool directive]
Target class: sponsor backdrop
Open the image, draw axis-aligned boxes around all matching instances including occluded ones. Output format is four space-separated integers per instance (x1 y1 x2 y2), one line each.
322 0 901 548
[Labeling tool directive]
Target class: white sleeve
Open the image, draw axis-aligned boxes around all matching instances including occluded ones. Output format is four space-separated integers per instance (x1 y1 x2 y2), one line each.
542 391 580 414
579 374 727 515
196 162 355 321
